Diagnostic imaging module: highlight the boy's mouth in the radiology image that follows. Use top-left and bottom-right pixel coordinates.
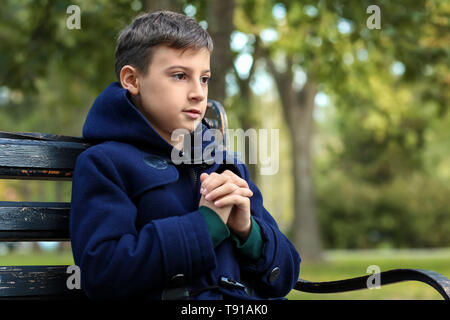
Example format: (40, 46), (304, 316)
(183, 108), (202, 119)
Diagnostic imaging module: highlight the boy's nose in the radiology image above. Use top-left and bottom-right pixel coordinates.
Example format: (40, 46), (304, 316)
(188, 81), (206, 102)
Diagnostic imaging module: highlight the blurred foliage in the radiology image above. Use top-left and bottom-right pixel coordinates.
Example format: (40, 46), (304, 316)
(0, 0), (137, 135)
(0, 0), (448, 250)
(317, 170), (450, 249)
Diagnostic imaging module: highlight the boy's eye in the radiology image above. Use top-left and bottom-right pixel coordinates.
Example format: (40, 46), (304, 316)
(172, 73), (210, 84)
(201, 76), (210, 84)
(173, 73), (187, 80)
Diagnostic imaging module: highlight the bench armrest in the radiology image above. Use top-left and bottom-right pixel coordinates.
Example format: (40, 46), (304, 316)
(295, 268), (450, 300)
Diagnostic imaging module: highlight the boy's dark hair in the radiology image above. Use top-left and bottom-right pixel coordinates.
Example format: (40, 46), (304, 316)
(115, 11), (214, 81)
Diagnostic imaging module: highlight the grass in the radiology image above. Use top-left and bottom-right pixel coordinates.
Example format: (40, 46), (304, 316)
(1, 246), (449, 300)
(0, 249), (75, 266)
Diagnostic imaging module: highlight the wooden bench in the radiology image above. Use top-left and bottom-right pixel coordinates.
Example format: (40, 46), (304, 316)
(0, 100), (449, 300)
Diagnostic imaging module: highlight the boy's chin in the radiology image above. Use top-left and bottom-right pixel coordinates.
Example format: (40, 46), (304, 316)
(171, 118), (203, 137)
(188, 118), (203, 132)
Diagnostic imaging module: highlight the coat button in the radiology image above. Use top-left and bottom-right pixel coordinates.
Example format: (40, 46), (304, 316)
(143, 155), (168, 170)
(169, 274), (186, 287)
(269, 267), (281, 283)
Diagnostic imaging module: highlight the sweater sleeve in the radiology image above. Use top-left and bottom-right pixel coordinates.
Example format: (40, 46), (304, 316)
(199, 206), (229, 247)
(199, 205), (263, 262)
(231, 216), (263, 261)
(70, 148), (217, 299)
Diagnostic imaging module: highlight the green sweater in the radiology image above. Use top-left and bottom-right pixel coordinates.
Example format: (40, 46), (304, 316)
(199, 206), (263, 261)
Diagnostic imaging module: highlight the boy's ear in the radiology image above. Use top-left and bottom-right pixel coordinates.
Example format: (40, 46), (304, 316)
(120, 65), (140, 95)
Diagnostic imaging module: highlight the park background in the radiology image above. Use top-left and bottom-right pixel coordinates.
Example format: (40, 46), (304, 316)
(0, 0), (449, 299)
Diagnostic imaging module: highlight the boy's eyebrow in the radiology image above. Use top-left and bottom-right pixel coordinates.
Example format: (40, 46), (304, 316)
(165, 65), (211, 73)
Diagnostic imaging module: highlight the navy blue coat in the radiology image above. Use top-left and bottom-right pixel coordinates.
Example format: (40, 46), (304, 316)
(70, 82), (301, 300)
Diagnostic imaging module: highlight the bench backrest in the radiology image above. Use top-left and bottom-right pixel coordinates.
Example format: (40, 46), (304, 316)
(0, 100), (228, 299)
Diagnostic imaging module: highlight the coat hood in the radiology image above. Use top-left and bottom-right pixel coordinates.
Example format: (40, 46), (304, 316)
(83, 82), (222, 164)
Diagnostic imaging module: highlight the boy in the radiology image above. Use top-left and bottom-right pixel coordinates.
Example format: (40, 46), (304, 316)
(70, 10), (300, 300)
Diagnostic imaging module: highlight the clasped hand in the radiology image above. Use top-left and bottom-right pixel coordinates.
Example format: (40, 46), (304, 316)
(198, 170), (253, 242)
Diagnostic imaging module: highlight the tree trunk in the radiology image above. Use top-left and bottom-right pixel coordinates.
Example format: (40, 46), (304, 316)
(289, 80), (323, 261)
(206, 0), (235, 103)
(264, 52), (323, 260)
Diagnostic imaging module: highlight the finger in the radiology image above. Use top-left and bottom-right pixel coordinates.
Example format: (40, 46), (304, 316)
(200, 173), (209, 183)
(201, 172), (227, 194)
(202, 170), (248, 192)
(201, 170), (249, 195)
(205, 182), (250, 201)
(233, 187), (253, 198)
(214, 194), (250, 208)
(205, 184), (252, 201)
(221, 170), (249, 189)
(199, 173), (210, 194)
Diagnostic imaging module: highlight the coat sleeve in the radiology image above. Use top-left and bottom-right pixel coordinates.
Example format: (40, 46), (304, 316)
(239, 164), (301, 298)
(70, 148), (217, 299)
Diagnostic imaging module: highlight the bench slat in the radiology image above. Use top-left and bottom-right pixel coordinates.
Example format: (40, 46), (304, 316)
(0, 265), (86, 299)
(0, 202), (70, 241)
(0, 167), (75, 180)
(0, 132), (86, 143)
(0, 138), (89, 180)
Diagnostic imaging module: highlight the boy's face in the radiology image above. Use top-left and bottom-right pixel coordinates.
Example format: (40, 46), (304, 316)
(125, 45), (211, 148)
